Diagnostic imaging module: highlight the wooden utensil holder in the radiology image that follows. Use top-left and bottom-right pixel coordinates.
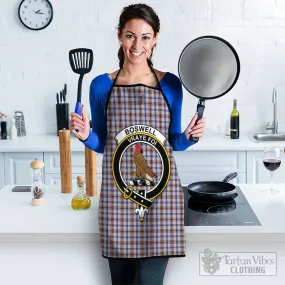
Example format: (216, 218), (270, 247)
(85, 146), (97, 196)
(59, 130), (72, 193)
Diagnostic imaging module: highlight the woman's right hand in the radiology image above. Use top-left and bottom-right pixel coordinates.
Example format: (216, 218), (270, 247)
(70, 105), (90, 141)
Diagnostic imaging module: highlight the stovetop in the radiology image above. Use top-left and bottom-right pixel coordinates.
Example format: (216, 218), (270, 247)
(183, 186), (261, 226)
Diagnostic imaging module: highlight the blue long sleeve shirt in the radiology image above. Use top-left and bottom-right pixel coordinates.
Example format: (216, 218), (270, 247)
(82, 72), (196, 153)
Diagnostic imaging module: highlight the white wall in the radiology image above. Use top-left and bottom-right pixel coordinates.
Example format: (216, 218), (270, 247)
(1, 0), (285, 136)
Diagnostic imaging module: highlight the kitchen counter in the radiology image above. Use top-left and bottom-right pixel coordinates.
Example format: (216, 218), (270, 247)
(0, 131), (285, 152)
(0, 184), (99, 238)
(1, 183), (285, 242)
(1, 184), (285, 285)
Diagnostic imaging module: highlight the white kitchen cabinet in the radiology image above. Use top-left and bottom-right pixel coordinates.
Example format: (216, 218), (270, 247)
(0, 150), (247, 187)
(0, 153), (4, 189)
(43, 151), (102, 186)
(173, 150), (246, 184)
(45, 173), (102, 186)
(4, 152), (44, 185)
(44, 173), (102, 198)
(44, 152), (102, 175)
(182, 172), (246, 185)
(44, 151), (246, 186)
(44, 173), (83, 186)
(247, 151), (285, 183)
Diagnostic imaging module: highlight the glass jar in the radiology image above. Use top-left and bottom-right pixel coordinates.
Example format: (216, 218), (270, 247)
(30, 159), (45, 206)
(71, 176), (91, 210)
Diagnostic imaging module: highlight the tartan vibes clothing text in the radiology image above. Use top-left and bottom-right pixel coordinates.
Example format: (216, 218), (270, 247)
(99, 68), (186, 259)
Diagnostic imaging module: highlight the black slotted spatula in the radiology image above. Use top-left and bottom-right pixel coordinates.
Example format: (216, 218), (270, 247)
(69, 48), (93, 119)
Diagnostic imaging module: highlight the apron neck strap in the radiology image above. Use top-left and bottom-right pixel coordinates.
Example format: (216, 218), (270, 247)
(112, 68), (121, 86)
(112, 65), (161, 89)
(149, 65), (162, 90)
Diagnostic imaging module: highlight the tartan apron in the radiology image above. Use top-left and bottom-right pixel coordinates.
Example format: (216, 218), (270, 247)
(99, 68), (186, 259)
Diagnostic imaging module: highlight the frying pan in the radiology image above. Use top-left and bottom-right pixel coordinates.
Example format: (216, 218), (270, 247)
(187, 172), (238, 203)
(178, 35), (240, 143)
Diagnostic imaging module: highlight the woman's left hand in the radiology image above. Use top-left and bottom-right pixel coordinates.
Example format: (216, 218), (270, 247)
(185, 112), (206, 140)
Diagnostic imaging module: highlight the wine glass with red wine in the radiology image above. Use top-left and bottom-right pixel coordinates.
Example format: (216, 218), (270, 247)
(263, 146), (281, 194)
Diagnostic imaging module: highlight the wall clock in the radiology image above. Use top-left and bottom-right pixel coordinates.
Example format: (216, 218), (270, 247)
(18, 0), (53, 31)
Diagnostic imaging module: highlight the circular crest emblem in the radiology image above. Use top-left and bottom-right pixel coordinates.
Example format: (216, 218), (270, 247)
(112, 125), (170, 221)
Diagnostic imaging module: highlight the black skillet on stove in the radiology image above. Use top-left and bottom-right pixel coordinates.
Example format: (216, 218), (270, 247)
(187, 172), (238, 203)
(178, 35), (240, 143)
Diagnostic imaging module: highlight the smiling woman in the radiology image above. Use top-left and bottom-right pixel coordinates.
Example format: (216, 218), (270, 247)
(120, 22), (154, 62)
(117, 5), (159, 69)
(69, 3), (205, 285)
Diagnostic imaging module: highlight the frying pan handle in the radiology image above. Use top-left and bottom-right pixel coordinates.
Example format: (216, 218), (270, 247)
(223, 172), (238, 183)
(189, 99), (205, 143)
(233, 193), (238, 199)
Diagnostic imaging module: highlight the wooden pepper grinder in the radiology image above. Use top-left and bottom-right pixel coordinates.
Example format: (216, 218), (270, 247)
(59, 129), (72, 193)
(85, 118), (97, 196)
(85, 146), (97, 196)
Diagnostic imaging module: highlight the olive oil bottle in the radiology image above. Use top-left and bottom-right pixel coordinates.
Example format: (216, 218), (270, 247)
(71, 176), (91, 210)
(230, 99), (239, 139)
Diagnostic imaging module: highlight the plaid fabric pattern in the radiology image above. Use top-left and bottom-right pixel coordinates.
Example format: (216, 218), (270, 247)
(99, 84), (185, 258)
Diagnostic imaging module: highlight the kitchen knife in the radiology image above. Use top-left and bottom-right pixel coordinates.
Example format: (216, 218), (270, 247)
(56, 93), (59, 104)
(60, 91), (63, 104)
(62, 89), (66, 103)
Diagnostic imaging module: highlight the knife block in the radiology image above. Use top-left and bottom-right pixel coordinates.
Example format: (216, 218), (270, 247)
(59, 130), (72, 193)
(56, 103), (69, 136)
